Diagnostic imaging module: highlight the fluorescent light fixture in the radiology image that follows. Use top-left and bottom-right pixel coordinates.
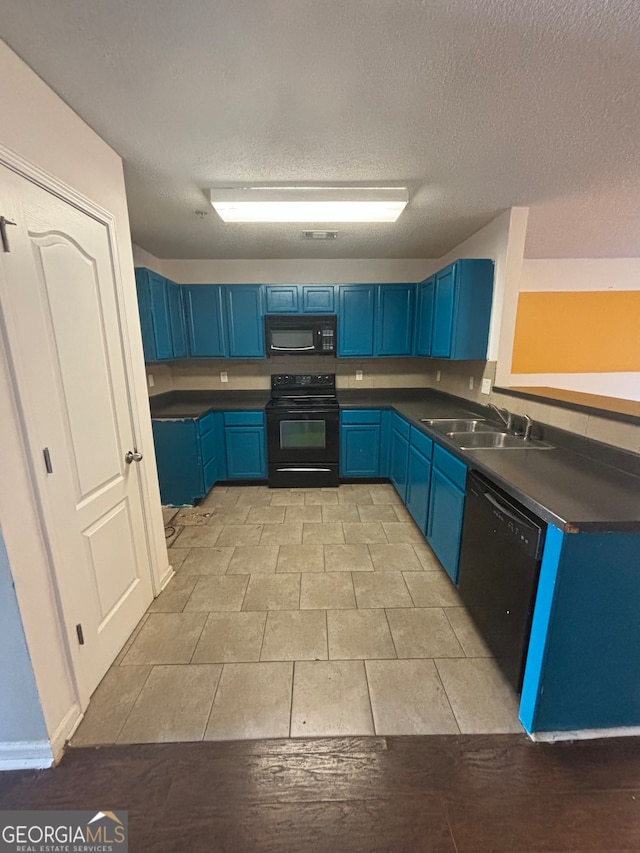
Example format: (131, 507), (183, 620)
(209, 187), (408, 223)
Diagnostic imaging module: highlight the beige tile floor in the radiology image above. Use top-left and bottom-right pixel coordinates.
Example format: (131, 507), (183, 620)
(72, 484), (523, 746)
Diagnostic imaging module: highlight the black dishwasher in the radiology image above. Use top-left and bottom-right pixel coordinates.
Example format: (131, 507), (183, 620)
(457, 470), (547, 693)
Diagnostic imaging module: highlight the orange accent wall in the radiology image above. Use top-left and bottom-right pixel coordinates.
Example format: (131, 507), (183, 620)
(511, 291), (640, 373)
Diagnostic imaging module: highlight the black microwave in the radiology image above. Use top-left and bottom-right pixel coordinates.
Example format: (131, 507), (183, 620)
(265, 314), (337, 357)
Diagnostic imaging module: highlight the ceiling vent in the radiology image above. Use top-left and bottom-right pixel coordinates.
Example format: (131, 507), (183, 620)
(302, 230), (338, 240)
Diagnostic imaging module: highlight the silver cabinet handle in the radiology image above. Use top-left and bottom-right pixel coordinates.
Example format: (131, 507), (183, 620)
(125, 450), (143, 464)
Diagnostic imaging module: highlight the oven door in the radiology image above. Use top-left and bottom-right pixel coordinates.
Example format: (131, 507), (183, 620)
(266, 407), (339, 487)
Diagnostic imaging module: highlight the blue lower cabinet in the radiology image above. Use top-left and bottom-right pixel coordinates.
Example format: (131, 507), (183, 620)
(426, 445), (468, 583)
(406, 442), (432, 533)
(389, 414), (410, 501)
(224, 411), (267, 479)
(152, 411), (223, 505)
(340, 410), (382, 477)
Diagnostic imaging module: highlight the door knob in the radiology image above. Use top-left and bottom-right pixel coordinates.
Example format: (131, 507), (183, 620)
(125, 449), (143, 464)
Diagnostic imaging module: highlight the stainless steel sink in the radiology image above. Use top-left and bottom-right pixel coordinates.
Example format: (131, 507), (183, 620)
(420, 418), (494, 433)
(447, 431), (553, 450)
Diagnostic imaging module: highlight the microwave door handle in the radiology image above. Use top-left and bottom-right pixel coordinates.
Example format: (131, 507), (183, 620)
(270, 344), (316, 351)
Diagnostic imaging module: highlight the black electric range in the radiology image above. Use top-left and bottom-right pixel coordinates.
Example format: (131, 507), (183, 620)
(265, 374), (339, 488)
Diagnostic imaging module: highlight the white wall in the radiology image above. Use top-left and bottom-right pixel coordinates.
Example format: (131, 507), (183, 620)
(159, 257), (432, 284)
(510, 258), (640, 401)
(0, 39), (168, 759)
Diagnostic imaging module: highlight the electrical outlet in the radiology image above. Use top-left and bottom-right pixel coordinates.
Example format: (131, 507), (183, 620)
(220, 371), (228, 383)
(436, 370), (441, 382)
(481, 378), (492, 395)
(147, 374), (154, 388)
(468, 376), (474, 390)
(355, 370), (363, 381)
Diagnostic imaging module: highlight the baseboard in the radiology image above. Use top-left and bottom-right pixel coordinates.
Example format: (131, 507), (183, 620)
(531, 725), (640, 742)
(159, 565), (175, 591)
(0, 740), (53, 771)
(49, 702), (82, 762)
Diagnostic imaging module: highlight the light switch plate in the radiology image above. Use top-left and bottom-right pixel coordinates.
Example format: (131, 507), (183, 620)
(220, 371), (228, 383)
(481, 378), (492, 395)
(147, 374), (154, 388)
(436, 370), (441, 382)
(468, 376), (474, 390)
(355, 370), (363, 381)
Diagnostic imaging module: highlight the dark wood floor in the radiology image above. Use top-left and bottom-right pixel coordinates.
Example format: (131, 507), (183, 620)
(1, 735), (640, 852)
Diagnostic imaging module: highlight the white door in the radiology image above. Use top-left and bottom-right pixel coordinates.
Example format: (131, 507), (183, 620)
(0, 163), (153, 708)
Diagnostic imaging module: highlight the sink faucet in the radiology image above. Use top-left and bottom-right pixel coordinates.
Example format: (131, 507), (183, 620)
(523, 415), (533, 441)
(487, 404), (513, 432)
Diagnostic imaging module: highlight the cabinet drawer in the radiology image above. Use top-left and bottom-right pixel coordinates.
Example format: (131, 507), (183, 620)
(200, 428), (218, 465)
(391, 412), (411, 441)
(341, 409), (381, 425)
(198, 410), (216, 436)
(410, 426), (433, 460)
(223, 410), (265, 427)
(433, 443), (467, 490)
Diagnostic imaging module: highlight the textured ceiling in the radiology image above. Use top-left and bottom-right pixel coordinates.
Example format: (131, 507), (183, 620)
(1, 0), (640, 259)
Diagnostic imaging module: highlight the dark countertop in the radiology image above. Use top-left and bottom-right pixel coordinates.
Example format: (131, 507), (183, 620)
(150, 387), (640, 533)
(149, 390), (271, 418)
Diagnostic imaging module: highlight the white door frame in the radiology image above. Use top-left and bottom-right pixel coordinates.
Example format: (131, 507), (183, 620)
(0, 143), (166, 753)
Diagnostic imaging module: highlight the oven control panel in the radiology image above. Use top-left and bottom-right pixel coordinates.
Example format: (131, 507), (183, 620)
(271, 373), (335, 389)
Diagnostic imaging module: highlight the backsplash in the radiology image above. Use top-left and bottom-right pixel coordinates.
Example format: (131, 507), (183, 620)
(166, 357), (432, 392)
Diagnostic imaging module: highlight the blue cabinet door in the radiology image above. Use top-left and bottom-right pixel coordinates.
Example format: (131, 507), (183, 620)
(449, 259), (494, 360)
(134, 268), (156, 362)
(167, 282), (187, 358)
(340, 424), (381, 477)
(200, 410), (223, 493)
(152, 419), (203, 506)
(389, 416), (410, 501)
(135, 269), (173, 362)
(225, 425), (267, 479)
(338, 285), (375, 357)
(265, 285), (299, 313)
(376, 284), (414, 356)
(302, 285), (335, 313)
(431, 265), (456, 357)
(426, 464), (466, 583)
(414, 277), (435, 356)
(406, 443), (432, 533)
(184, 285), (226, 357)
(224, 285), (265, 358)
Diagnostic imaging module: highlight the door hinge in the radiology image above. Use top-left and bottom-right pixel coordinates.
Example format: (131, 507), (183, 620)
(43, 447), (53, 474)
(0, 215), (17, 253)
(76, 623), (85, 646)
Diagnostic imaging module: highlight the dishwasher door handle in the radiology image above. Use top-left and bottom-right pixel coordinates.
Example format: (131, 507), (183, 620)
(484, 491), (531, 527)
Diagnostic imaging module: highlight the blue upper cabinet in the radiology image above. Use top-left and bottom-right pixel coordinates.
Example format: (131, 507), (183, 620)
(414, 277), (435, 356)
(265, 284), (335, 314)
(376, 284), (414, 356)
(338, 285), (375, 357)
(167, 281), (188, 358)
(265, 285), (299, 313)
(184, 285), (226, 357)
(135, 268), (173, 362)
(430, 259), (494, 360)
(224, 285), (265, 358)
(431, 266), (456, 357)
(302, 285), (334, 313)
